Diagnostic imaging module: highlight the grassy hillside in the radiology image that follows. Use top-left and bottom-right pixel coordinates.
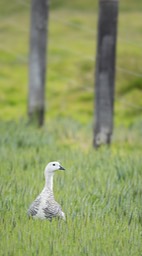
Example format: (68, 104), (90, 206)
(0, 2), (142, 126)
(0, 0), (142, 13)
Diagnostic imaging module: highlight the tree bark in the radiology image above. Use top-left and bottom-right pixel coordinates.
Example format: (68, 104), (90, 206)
(28, 0), (49, 126)
(93, 0), (119, 148)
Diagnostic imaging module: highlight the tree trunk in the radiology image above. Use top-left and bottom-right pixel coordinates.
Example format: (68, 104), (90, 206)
(93, 0), (119, 148)
(28, 0), (49, 126)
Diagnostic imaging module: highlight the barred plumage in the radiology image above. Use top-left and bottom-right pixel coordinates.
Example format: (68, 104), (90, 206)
(27, 162), (65, 221)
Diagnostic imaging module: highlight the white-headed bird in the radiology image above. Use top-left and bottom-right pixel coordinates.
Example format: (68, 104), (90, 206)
(27, 161), (65, 221)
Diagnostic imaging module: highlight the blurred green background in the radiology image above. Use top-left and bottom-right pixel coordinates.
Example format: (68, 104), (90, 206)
(0, 0), (142, 127)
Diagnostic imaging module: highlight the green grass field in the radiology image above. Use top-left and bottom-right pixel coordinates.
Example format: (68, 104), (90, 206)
(0, 121), (142, 255)
(0, 0), (142, 255)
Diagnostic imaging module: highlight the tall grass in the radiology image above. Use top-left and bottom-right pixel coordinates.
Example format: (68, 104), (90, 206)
(0, 120), (142, 255)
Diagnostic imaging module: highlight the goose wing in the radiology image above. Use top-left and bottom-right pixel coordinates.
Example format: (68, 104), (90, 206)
(43, 198), (62, 219)
(27, 194), (41, 217)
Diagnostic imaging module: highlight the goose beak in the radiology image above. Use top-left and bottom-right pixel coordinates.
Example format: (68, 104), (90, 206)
(59, 165), (65, 170)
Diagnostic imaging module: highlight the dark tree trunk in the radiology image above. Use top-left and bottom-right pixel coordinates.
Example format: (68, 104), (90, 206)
(28, 0), (49, 126)
(93, 0), (119, 148)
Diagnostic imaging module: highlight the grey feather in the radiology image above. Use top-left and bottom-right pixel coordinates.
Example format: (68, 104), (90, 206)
(27, 188), (64, 220)
(27, 196), (41, 217)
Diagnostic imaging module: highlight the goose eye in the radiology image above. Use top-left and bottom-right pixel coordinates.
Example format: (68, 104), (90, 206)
(53, 164), (55, 166)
